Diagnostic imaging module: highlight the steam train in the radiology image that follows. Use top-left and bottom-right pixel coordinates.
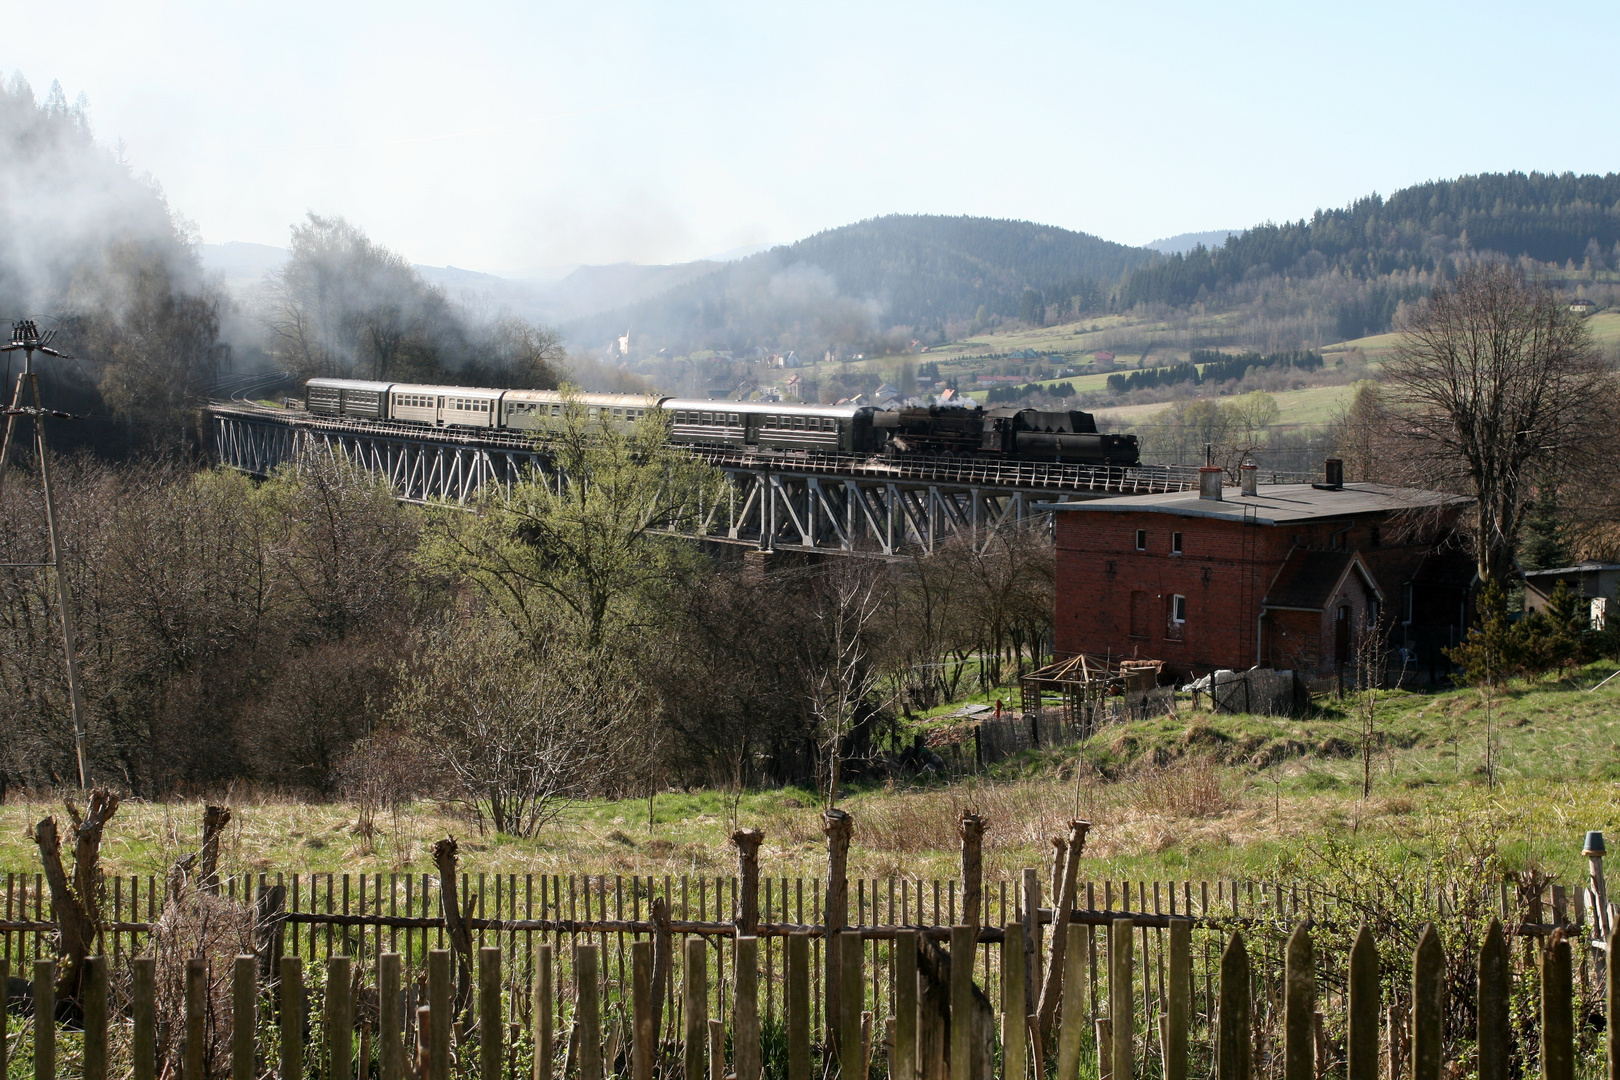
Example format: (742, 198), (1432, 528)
(303, 378), (1140, 466)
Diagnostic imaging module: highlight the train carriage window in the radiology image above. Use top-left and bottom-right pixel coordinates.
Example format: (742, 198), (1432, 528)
(730, 414), (739, 425)
(612, 408), (623, 420)
(551, 405), (561, 416)
(766, 416), (777, 429)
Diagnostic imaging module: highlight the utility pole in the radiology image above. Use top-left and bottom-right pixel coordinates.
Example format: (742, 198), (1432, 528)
(0, 320), (90, 788)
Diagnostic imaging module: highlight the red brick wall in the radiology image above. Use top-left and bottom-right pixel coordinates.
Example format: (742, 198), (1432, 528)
(1054, 508), (1401, 678)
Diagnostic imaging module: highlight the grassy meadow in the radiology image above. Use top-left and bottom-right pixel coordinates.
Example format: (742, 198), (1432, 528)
(13, 664), (1620, 900)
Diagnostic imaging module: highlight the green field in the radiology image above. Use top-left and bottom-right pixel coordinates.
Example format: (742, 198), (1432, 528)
(13, 666), (1620, 897)
(1092, 382), (1357, 429)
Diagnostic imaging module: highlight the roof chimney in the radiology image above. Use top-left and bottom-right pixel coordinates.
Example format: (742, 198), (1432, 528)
(1322, 458), (1344, 490)
(1240, 459), (1258, 497)
(1199, 465), (1224, 501)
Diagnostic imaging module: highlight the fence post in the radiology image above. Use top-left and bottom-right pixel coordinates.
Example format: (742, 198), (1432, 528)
(1477, 920), (1508, 1080)
(1023, 869), (1042, 1016)
(632, 941), (655, 1080)
(480, 947), (503, 1080)
(185, 958), (208, 1080)
(578, 944), (603, 1080)
(895, 930), (918, 1080)
(232, 956), (255, 1080)
(533, 944), (553, 1080)
(684, 936), (708, 1080)
(1004, 922), (1028, 1080)
(1057, 925), (1086, 1080)
(81, 955), (107, 1080)
(1542, 934), (1573, 1080)
(1218, 932), (1250, 1080)
(788, 933), (811, 1080)
(330, 955), (354, 1080)
(380, 953), (403, 1080)
(429, 949), (452, 1080)
(280, 955), (303, 1080)
(959, 813), (985, 933)
(1410, 926), (1443, 1080)
(1094, 1019), (1113, 1080)
(708, 1019), (725, 1080)
(1348, 925), (1380, 1080)
(1609, 914), (1620, 1080)
(1165, 918), (1190, 1080)
(950, 925), (976, 1080)
(824, 809), (853, 1054)
(1284, 924), (1315, 1080)
(1109, 919), (1134, 1080)
(1040, 821), (1091, 1049)
(34, 958), (54, 1080)
(733, 830), (763, 935)
(735, 936), (761, 1080)
(841, 929), (866, 1080)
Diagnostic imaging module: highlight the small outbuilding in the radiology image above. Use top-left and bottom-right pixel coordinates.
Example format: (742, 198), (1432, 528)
(1522, 562), (1620, 630)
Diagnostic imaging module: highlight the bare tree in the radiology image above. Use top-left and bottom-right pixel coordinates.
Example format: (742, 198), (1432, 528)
(1384, 263), (1617, 586)
(804, 560), (891, 809)
(391, 615), (634, 837)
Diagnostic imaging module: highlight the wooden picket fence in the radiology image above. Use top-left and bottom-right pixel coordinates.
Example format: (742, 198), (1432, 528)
(0, 910), (1607, 1080)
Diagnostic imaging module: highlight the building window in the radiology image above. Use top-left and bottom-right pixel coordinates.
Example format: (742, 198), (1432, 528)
(1172, 595), (1187, 623)
(1171, 532), (1183, 554)
(1135, 529), (1146, 551)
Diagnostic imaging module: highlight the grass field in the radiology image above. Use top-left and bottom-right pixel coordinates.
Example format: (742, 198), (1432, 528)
(1091, 382), (1356, 429)
(11, 665), (1620, 899)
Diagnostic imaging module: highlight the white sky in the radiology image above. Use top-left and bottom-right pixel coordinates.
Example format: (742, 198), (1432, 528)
(5, 0), (1616, 276)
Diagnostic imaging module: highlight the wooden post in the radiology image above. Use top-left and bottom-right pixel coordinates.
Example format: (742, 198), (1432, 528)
(824, 809), (854, 1054)
(1609, 915), (1620, 1080)
(279, 956), (302, 1080)
(1004, 923), (1028, 1080)
(1038, 821), (1091, 1050)
(787, 933), (811, 1080)
(1164, 919), (1190, 1080)
(1387, 1007), (1406, 1080)
(1094, 1019), (1113, 1080)
(894, 930), (918, 1080)
(232, 956), (255, 1080)
(83, 956), (107, 1080)
(33, 959), (53, 1080)
(1109, 919), (1134, 1080)
(1475, 920), (1508, 1080)
(1057, 926), (1086, 1080)
(480, 948), (503, 1080)
(329, 955), (354, 1080)
(416, 1006), (432, 1080)
(1348, 925), (1380, 1080)
(1217, 932), (1251, 1080)
(841, 930), (866, 1080)
(429, 949), (452, 1080)
(685, 936), (708, 1080)
(578, 945), (603, 1080)
(708, 1019), (725, 1080)
(959, 813), (985, 933)
(185, 958), (206, 1080)
(0, 958), (8, 1080)
(1542, 935), (1573, 1080)
(533, 945), (553, 1080)
(949, 926), (976, 1080)
(1314, 1013), (1328, 1080)
(1023, 869), (1042, 1017)
(380, 953), (403, 1080)
(632, 941), (655, 1080)
(735, 936), (761, 1080)
(733, 830), (764, 935)
(1410, 926), (1443, 1080)
(1284, 924), (1315, 1080)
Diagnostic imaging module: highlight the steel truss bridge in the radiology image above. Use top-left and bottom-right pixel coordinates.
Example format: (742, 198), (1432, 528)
(209, 404), (1202, 556)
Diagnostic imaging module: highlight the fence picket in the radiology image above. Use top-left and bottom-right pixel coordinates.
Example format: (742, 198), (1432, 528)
(1349, 925), (1380, 1080)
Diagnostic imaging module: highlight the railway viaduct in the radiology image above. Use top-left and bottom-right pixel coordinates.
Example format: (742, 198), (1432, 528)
(208, 403), (1203, 556)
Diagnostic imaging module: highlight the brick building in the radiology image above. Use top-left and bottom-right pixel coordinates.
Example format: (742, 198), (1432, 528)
(1048, 462), (1474, 681)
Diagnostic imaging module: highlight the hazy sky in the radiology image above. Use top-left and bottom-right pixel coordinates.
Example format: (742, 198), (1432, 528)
(5, 1), (1615, 277)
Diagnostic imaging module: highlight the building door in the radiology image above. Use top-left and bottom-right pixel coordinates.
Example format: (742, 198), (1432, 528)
(1335, 605), (1351, 666)
(1130, 591), (1149, 639)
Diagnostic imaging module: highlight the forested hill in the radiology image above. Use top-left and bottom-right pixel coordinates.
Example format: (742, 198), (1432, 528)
(566, 215), (1157, 353)
(1123, 172), (1620, 307)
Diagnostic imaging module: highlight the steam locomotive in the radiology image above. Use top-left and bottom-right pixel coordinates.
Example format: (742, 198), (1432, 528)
(303, 378), (1140, 466)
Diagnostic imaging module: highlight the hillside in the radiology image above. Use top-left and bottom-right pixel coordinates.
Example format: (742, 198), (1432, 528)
(564, 214), (1160, 354)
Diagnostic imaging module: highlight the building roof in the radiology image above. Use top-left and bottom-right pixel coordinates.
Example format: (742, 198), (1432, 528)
(1040, 482), (1471, 524)
(1262, 549), (1383, 611)
(1522, 562), (1620, 578)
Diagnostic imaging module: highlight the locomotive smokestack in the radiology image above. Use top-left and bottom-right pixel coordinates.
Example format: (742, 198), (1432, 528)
(1240, 459), (1258, 496)
(1199, 465), (1224, 501)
